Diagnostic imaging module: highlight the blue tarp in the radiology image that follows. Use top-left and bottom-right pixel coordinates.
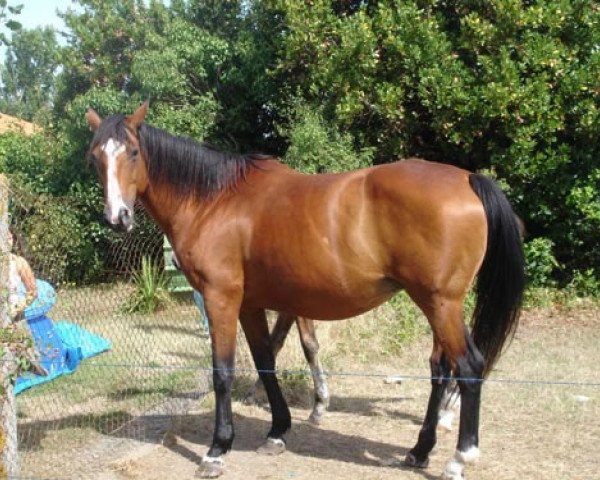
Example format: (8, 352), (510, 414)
(13, 280), (111, 395)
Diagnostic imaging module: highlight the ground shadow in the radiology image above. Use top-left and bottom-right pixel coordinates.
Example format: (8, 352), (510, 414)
(327, 394), (423, 424)
(116, 410), (438, 479)
(18, 403), (435, 478)
(18, 411), (134, 451)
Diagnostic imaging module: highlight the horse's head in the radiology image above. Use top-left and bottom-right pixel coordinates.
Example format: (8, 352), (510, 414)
(85, 102), (149, 233)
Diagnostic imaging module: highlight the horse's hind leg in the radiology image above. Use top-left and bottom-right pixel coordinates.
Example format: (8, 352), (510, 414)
(240, 308), (292, 455)
(438, 380), (460, 432)
(405, 342), (451, 468)
(252, 314), (329, 424)
(405, 295), (484, 479)
(444, 334), (484, 480)
(296, 316), (329, 424)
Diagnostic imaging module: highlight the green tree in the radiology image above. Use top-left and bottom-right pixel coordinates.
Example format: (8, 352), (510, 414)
(0, 0), (22, 46)
(0, 27), (60, 122)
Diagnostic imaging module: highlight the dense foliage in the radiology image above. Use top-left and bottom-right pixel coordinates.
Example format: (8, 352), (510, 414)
(0, 0), (598, 292)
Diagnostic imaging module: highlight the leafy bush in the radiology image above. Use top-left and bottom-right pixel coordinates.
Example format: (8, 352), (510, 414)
(524, 237), (559, 288)
(0, 133), (53, 193)
(3, 1), (598, 291)
(567, 269), (600, 298)
(274, 0), (600, 286)
(283, 103), (373, 173)
(18, 194), (103, 285)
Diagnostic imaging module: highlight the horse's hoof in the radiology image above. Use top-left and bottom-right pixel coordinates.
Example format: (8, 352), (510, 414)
(442, 460), (465, 480)
(403, 452), (429, 469)
(196, 457), (224, 478)
(308, 411), (323, 425)
(257, 437), (286, 455)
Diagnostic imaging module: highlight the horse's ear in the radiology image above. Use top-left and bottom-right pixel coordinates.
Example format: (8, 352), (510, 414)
(85, 108), (102, 132)
(126, 101), (149, 131)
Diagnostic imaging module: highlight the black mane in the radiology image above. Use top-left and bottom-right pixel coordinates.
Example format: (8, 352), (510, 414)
(89, 114), (269, 199)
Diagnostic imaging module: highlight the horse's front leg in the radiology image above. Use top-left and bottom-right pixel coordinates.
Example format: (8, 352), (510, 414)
(240, 308), (291, 455)
(197, 288), (241, 479)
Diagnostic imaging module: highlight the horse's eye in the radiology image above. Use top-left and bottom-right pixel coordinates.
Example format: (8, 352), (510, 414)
(130, 148), (139, 158)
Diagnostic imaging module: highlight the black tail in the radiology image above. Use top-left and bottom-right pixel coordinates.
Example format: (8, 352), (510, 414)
(469, 174), (525, 377)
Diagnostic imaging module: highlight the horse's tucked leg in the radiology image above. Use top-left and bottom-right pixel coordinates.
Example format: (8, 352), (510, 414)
(443, 335), (484, 480)
(295, 317), (329, 424)
(405, 343), (451, 469)
(240, 308), (291, 455)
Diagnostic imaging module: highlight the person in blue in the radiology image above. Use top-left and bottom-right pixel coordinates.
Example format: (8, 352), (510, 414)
(6, 229), (50, 377)
(193, 289), (210, 334)
(6, 230), (37, 320)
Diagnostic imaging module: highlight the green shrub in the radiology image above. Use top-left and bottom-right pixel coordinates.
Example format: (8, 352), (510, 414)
(524, 237), (560, 288)
(274, 0), (600, 286)
(122, 256), (170, 314)
(567, 269), (600, 298)
(0, 132), (53, 193)
(282, 103), (373, 174)
(18, 195), (103, 285)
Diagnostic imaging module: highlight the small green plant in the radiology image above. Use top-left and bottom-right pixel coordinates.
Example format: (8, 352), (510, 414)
(122, 256), (170, 314)
(524, 237), (560, 288)
(567, 269), (600, 298)
(384, 292), (429, 355)
(0, 323), (38, 396)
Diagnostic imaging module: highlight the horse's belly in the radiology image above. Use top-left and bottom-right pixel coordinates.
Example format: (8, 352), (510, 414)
(245, 273), (399, 320)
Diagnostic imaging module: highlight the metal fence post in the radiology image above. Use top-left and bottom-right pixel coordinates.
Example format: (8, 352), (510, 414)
(0, 174), (18, 479)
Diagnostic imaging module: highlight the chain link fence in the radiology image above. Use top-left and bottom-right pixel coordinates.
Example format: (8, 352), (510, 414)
(0, 177), (254, 479)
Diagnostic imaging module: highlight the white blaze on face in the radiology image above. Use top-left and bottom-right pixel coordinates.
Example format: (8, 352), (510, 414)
(102, 138), (128, 225)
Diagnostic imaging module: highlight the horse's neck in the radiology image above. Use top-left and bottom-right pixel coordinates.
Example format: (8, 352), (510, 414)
(139, 183), (185, 237)
(140, 180), (211, 244)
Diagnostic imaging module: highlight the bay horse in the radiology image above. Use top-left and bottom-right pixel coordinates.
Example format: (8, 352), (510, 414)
(85, 103), (524, 480)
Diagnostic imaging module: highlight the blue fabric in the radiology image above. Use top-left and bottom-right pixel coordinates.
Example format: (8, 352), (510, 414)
(19, 279), (56, 320)
(54, 322), (111, 361)
(15, 320), (111, 395)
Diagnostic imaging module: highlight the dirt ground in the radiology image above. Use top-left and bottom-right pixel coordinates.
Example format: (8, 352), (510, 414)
(23, 306), (600, 480)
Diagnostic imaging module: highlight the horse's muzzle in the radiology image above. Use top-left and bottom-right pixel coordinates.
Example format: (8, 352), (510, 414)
(118, 207), (133, 232)
(103, 207), (133, 233)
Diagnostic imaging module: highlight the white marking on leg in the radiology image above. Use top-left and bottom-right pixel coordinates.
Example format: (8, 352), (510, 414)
(439, 388), (460, 432)
(438, 408), (455, 432)
(457, 446), (480, 464)
(101, 139), (128, 224)
(201, 455), (224, 465)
